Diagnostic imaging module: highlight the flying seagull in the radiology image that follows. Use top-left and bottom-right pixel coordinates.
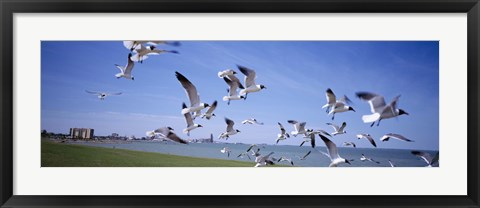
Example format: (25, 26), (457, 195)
(360, 154), (381, 164)
(242, 118), (264, 125)
(343, 142), (356, 148)
(182, 103), (203, 136)
(220, 147), (231, 157)
(411, 151), (439, 167)
(85, 90), (122, 100)
(326, 122), (347, 136)
(114, 53), (135, 80)
(299, 133), (316, 148)
(218, 117), (241, 139)
(276, 122), (290, 144)
(237, 152), (252, 160)
(130, 44), (178, 63)
(201, 100), (218, 120)
(380, 133), (414, 142)
(318, 134), (352, 167)
(237, 65), (266, 100)
(277, 157), (294, 166)
(175, 71), (209, 118)
(296, 150), (312, 160)
(222, 76), (245, 105)
(356, 92), (409, 127)
(123, 40), (180, 51)
(356, 133), (377, 148)
(288, 120), (307, 137)
(254, 152), (275, 167)
(322, 88), (353, 113)
(218, 69), (236, 78)
(145, 127), (187, 144)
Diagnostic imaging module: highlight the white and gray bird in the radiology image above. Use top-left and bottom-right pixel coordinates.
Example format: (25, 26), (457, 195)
(123, 40), (180, 51)
(130, 44), (178, 63)
(218, 69), (236, 78)
(114, 53), (135, 80)
(380, 133), (414, 142)
(276, 122), (290, 144)
(145, 127), (188, 144)
(85, 90), (122, 100)
(343, 142), (356, 148)
(182, 103), (203, 136)
(318, 134), (352, 167)
(277, 157), (294, 166)
(222, 76), (245, 105)
(322, 88), (353, 112)
(254, 152), (275, 167)
(356, 92), (409, 127)
(411, 151), (439, 167)
(288, 120), (307, 137)
(326, 122), (347, 136)
(218, 117), (241, 139)
(360, 154), (381, 164)
(175, 71), (210, 118)
(299, 133), (316, 148)
(201, 100), (217, 120)
(242, 118), (264, 125)
(237, 65), (266, 100)
(356, 133), (377, 148)
(220, 147), (231, 157)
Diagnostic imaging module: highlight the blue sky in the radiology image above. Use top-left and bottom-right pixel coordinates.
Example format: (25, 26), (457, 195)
(41, 41), (439, 150)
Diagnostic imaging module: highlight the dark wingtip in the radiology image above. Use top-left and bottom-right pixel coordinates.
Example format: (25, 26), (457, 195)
(182, 102), (187, 109)
(326, 88), (333, 93)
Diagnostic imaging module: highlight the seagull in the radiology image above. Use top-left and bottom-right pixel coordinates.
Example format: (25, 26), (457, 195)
(237, 152), (251, 160)
(343, 142), (356, 148)
(254, 152), (275, 167)
(360, 154), (381, 164)
(288, 120), (307, 137)
(220, 147), (231, 157)
(201, 100), (217, 120)
(356, 92), (409, 127)
(145, 127), (187, 144)
(242, 118), (264, 125)
(85, 90), (122, 100)
(222, 76), (245, 105)
(318, 134), (352, 167)
(175, 71), (210, 118)
(130, 44), (178, 63)
(388, 160), (396, 167)
(218, 69), (236, 78)
(182, 103), (202, 136)
(114, 53), (135, 80)
(299, 133), (316, 148)
(322, 88), (352, 113)
(237, 65), (266, 100)
(326, 122), (347, 136)
(123, 40), (180, 51)
(380, 133), (414, 142)
(276, 122), (290, 144)
(296, 150), (312, 160)
(305, 129), (332, 137)
(246, 144), (259, 153)
(356, 133), (377, 148)
(411, 151), (439, 167)
(328, 101), (355, 120)
(218, 117), (240, 139)
(277, 157), (294, 166)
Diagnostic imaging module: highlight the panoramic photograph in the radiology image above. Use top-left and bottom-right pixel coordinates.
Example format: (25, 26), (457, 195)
(41, 41), (439, 167)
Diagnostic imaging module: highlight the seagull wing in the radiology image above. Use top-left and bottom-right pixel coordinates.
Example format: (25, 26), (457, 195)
(182, 103), (194, 126)
(223, 77), (240, 96)
(175, 71), (200, 106)
(302, 150), (311, 159)
(319, 134), (340, 160)
(326, 123), (340, 131)
(338, 122), (347, 132)
(382, 133), (414, 142)
(124, 54), (135, 75)
(278, 122), (286, 134)
(85, 90), (101, 95)
(325, 88), (337, 105)
(106, 92), (122, 96)
(299, 122), (307, 132)
(411, 151), (433, 165)
(288, 120), (300, 132)
(238, 65), (256, 88)
(339, 95), (353, 105)
(225, 117), (235, 132)
(205, 100), (218, 115)
(365, 134), (377, 147)
(310, 133), (316, 148)
(166, 131), (188, 144)
(226, 74), (245, 89)
(356, 92), (386, 113)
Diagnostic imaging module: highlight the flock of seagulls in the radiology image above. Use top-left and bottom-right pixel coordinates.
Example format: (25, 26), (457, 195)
(86, 40), (438, 168)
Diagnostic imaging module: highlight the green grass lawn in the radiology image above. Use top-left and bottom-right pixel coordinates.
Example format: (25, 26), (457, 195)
(41, 141), (257, 167)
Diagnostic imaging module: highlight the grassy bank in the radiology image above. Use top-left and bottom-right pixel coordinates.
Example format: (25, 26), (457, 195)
(41, 141), (256, 167)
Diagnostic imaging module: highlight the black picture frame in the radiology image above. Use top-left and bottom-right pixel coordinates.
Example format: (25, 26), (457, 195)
(1, 0), (479, 207)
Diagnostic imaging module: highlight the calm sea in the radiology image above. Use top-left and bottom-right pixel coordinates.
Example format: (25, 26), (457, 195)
(72, 141), (437, 167)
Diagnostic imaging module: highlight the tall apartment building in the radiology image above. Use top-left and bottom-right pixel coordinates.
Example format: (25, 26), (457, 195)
(70, 128), (94, 139)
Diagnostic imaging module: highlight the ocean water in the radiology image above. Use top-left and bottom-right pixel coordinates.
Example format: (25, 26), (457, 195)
(72, 141), (437, 167)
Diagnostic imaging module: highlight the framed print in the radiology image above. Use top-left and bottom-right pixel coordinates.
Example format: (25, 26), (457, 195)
(1, 0), (479, 207)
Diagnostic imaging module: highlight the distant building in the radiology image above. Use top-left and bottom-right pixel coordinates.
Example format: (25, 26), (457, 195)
(70, 128), (94, 139)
